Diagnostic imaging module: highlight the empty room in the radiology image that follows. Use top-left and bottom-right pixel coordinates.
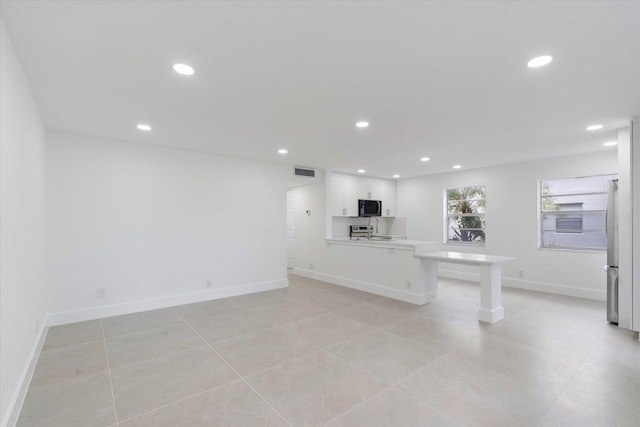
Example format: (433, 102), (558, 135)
(1, 1), (639, 426)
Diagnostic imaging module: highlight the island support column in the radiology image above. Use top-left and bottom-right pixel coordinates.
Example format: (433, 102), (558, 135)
(415, 251), (513, 323)
(478, 263), (504, 323)
(419, 258), (438, 301)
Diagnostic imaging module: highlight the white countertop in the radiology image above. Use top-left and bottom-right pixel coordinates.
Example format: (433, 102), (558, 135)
(416, 251), (514, 265)
(326, 238), (441, 252)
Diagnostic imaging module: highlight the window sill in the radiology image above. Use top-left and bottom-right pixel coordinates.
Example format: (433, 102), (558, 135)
(445, 241), (486, 247)
(537, 247), (606, 254)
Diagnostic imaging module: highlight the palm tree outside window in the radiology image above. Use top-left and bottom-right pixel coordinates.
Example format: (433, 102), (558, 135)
(446, 186), (486, 244)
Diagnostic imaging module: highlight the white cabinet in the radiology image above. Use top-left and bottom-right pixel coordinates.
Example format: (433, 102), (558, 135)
(379, 179), (396, 217)
(357, 177), (382, 200)
(328, 172), (396, 217)
(328, 173), (358, 216)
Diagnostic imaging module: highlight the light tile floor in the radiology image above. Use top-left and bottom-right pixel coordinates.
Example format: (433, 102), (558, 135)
(16, 275), (640, 426)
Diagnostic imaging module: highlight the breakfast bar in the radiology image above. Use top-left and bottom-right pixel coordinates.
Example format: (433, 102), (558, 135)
(416, 251), (515, 323)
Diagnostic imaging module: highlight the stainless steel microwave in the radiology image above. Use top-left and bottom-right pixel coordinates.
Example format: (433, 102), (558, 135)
(358, 199), (382, 217)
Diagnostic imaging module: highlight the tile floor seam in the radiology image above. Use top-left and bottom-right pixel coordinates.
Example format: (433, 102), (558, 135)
(531, 397), (590, 427)
(237, 346), (332, 382)
(391, 384), (470, 426)
(182, 317), (294, 427)
(323, 343), (392, 382)
(101, 318), (120, 427)
(39, 336), (106, 353)
(316, 332), (457, 425)
(201, 322), (319, 353)
(203, 324), (328, 379)
(103, 320), (189, 341)
(27, 342), (112, 393)
(321, 324), (467, 384)
(534, 356), (588, 425)
(321, 382), (393, 426)
(173, 304), (246, 323)
(114, 381), (233, 425)
(284, 317), (384, 350)
(104, 340), (213, 372)
(400, 344), (572, 427)
(102, 327), (255, 421)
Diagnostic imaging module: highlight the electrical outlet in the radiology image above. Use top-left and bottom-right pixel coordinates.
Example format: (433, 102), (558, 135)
(35, 321), (40, 335)
(405, 281), (411, 289)
(206, 280), (212, 288)
(518, 270), (524, 278)
(310, 263), (313, 270)
(96, 288), (106, 299)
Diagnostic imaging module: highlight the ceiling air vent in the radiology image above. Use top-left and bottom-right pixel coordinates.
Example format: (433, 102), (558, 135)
(294, 167), (315, 178)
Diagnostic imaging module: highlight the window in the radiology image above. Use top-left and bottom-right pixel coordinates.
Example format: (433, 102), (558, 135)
(555, 203), (583, 233)
(446, 186), (486, 244)
(539, 174), (617, 251)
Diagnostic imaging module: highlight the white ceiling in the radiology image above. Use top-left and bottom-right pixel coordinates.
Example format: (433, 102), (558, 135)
(2, 0), (639, 178)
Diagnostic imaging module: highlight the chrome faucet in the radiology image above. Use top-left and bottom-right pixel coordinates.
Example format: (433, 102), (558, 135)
(367, 216), (378, 239)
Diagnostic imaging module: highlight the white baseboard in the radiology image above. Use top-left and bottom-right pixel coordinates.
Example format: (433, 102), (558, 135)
(438, 269), (606, 301)
(2, 314), (48, 427)
(293, 268), (433, 305)
(46, 279), (289, 326)
(292, 267), (605, 303)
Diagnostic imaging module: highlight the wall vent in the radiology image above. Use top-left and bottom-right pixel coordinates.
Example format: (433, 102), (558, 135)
(294, 167), (315, 178)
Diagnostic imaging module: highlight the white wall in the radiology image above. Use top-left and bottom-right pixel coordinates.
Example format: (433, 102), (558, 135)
(398, 150), (618, 300)
(622, 117), (640, 333)
(618, 126), (633, 329)
(294, 150), (618, 302)
(292, 178), (327, 274)
(633, 117), (640, 332)
(46, 132), (290, 324)
(0, 20), (48, 427)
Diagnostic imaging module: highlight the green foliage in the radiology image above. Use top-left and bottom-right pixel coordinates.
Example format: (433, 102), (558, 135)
(541, 184), (559, 211)
(447, 186), (485, 243)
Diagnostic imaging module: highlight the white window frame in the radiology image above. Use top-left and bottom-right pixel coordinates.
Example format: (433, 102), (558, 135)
(444, 186), (486, 246)
(538, 174), (616, 252)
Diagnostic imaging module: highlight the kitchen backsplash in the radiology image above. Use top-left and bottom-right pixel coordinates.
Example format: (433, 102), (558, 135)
(331, 216), (407, 239)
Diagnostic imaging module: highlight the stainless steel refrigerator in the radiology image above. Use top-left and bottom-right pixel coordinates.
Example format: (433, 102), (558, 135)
(606, 179), (619, 323)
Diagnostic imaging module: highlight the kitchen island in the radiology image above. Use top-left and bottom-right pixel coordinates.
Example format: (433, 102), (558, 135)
(294, 238), (442, 304)
(294, 239), (513, 323)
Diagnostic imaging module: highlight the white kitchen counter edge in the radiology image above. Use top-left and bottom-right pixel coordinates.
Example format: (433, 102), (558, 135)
(326, 238), (442, 253)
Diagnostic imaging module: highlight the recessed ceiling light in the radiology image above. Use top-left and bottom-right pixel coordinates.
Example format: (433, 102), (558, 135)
(136, 123), (152, 131)
(527, 55), (553, 68)
(172, 63), (195, 75)
(278, 148), (288, 154)
(393, 174), (400, 178)
(603, 141), (618, 147)
(420, 157), (430, 162)
(357, 169), (366, 173)
(355, 121), (369, 128)
(453, 164), (462, 169)
(587, 124), (604, 131)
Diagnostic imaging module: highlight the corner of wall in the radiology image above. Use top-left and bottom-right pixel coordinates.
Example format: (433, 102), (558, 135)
(1, 314), (48, 427)
(0, 19), (48, 426)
